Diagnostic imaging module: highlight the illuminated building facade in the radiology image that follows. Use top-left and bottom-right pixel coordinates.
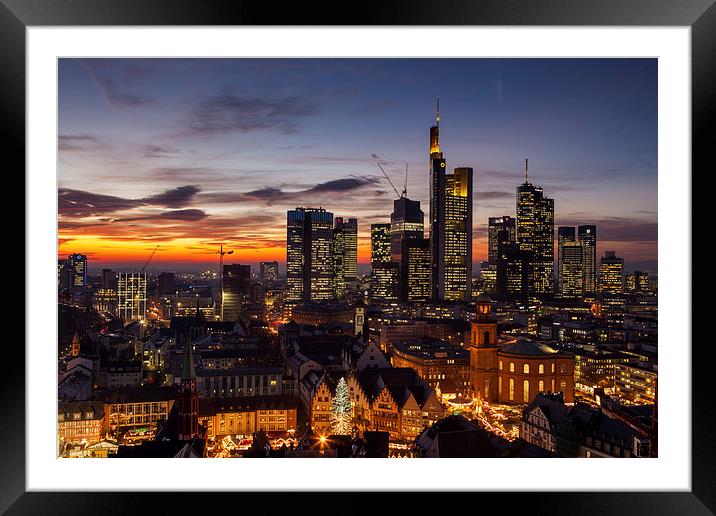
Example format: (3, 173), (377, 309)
(342, 217), (358, 281)
(469, 295), (575, 404)
(371, 223), (399, 303)
(58, 401), (104, 447)
(198, 396), (298, 439)
(390, 198), (430, 302)
(559, 239), (585, 297)
(222, 264), (250, 322)
(599, 250), (624, 294)
(371, 223), (391, 264)
(488, 216), (516, 264)
(57, 259), (72, 289)
(94, 288), (117, 313)
(259, 261), (279, 284)
(496, 242), (531, 302)
(428, 101), (473, 301)
(333, 219), (346, 298)
(625, 270), (654, 294)
(578, 225), (597, 293)
(614, 362), (657, 404)
(516, 161), (554, 297)
(117, 272), (147, 321)
(102, 386), (176, 441)
(402, 238), (431, 302)
(371, 262), (399, 304)
(390, 338), (470, 398)
(480, 261), (497, 295)
(286, 207), (335, 301)
(67, 253), (88, 289)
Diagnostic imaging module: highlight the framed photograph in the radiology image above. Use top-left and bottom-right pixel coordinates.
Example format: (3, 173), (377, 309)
(10, 0), (710, 512)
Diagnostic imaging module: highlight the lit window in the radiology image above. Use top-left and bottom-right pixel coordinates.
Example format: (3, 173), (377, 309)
(510, 362), (515, 373)
(523, 380), (530, 402)
(523, 364), (529, 374)
(509, 379), (514, 401)
(538, 364), (544, 374)
(499, 360), (503, 370)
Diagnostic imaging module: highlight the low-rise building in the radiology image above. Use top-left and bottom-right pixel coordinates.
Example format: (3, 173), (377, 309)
(521, 393), (649, 458)
(99, 385), (177, 441)
(614, 362), (657, 404)
(58, 401), (105, 449)
(199, 396), (298, 439)
(390, 338), (470, 399)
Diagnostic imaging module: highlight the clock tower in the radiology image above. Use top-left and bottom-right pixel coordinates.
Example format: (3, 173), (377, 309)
(470, 294), (499, 401)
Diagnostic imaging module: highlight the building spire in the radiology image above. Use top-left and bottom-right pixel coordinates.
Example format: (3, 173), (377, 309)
(436, 96), (440, 127)
(525, 158), (529, 182)
(182, 334), (196, 380)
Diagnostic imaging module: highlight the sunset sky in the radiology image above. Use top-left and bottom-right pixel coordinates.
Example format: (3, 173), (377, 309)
(58, 58), (657, 274)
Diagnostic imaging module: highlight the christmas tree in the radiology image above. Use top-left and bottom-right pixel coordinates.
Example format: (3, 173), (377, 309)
(330, 377), (353, 435)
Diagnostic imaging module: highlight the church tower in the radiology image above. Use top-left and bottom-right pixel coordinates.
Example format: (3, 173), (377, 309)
(469, 294), (499, 402)
(70, 331), (81, 357)
(178, 336), (199, 441)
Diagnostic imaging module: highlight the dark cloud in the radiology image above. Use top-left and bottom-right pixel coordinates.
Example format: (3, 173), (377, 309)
(79, 60), (155, 108)
(58, 185), (201, 217)
(143, 145), (184, 158)
(144, 185), (201, 208)
(115, 209), (208, 223)
(201, 175), (380, 206)
(58, 134), (109, 152)
(185, 94), (317, 135)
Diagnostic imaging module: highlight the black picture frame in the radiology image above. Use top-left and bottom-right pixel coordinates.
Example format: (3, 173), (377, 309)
(6, 0), (710, 513)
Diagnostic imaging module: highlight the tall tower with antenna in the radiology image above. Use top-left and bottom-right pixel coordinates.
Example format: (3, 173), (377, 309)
(428, 98), (473, 301)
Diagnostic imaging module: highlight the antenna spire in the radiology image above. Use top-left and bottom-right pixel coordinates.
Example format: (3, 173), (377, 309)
(436, 97), (440, 126)
(525, 158), (529, 182)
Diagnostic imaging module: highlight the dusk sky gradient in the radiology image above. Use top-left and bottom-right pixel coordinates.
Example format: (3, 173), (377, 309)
(58, 58), (657, 273)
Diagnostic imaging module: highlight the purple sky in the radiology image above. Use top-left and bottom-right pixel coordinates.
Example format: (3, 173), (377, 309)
(58, 58), (657, 273)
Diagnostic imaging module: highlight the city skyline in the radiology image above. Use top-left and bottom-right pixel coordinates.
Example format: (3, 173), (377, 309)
(58, 58), (657, 272)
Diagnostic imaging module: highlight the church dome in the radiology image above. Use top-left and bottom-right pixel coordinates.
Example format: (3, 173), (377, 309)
(500, 338), (558, 356)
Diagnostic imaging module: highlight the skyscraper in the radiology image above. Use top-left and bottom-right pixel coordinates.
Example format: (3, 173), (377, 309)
(488, 216), (516, 265)
(117, 272), (147, 321)
(428, 100), (473, 301)
(158, 272), (175, 297)
(343, 217), (358, 282)
(599, 251), (624, 294)
(402, 238), (431, 302)
(557, 227), (577, 295)
(391, 198), (430, 302)
(67, 253), (88, 289)
(57, 259), (72, 289)
(371, 223), (391, 264)
(516, 160), (554, 297)
(286, 207), (335, 301)
(560, 241), (585, 296)
(370, 223), (399, 304)
(259, 261), (279, 284)
(222, 264), (251, 322)
(496, 241), (531, 303)
(578, 225), (597, 294)
(333, 219), (346, 298)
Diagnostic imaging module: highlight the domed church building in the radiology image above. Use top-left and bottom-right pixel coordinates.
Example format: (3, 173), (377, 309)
(469, 295), (575, 405)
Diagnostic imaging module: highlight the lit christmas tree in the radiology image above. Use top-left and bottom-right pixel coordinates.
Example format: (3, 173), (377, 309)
(330, 377), (353, 435)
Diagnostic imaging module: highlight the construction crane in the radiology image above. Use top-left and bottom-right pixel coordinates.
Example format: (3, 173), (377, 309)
(217, 244), (233, 285)
(141, 245), (159, 273)
(375, 161), (408, 199)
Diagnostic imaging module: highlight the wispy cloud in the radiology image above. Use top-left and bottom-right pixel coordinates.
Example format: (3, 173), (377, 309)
(183, 94), (318, 135)
(58, 185), (201, 217)
(79, 60), (155, 108)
